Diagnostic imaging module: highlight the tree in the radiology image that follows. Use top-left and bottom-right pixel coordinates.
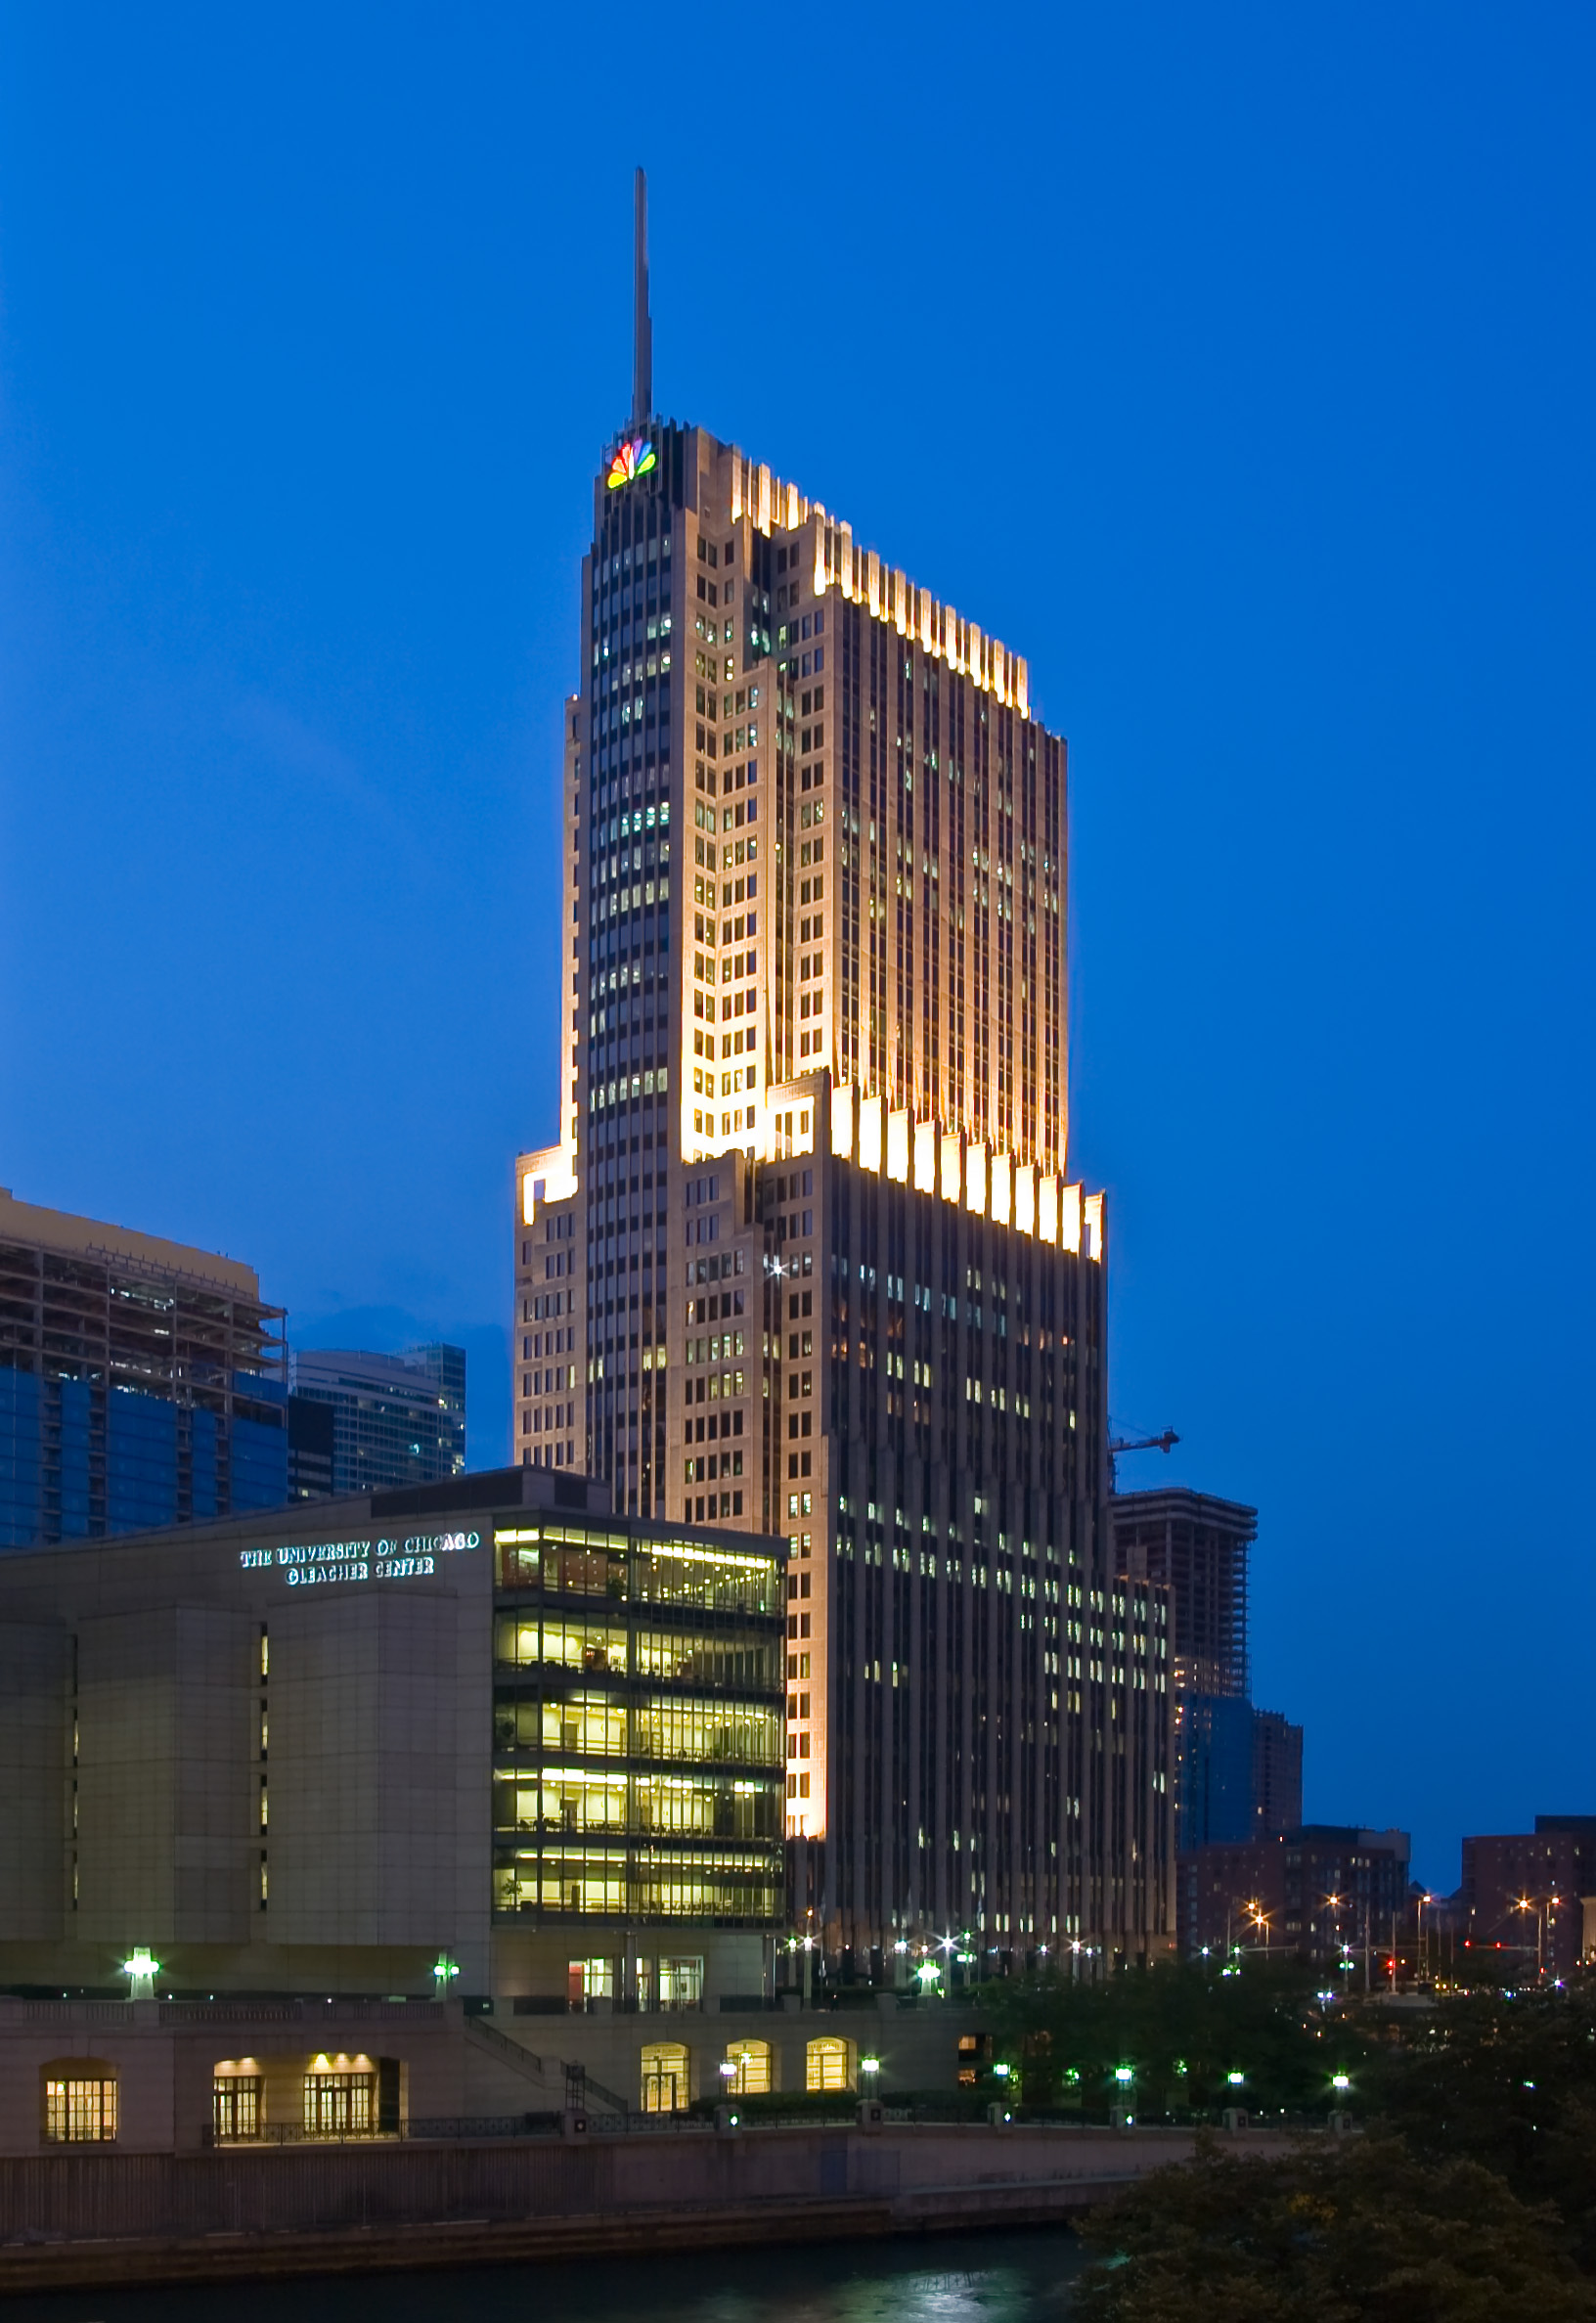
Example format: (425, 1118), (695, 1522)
(983, 1954), (1365, 2117)
(1074, 2131), (1596, 2323)
(1363, 1988), (1596, 2270)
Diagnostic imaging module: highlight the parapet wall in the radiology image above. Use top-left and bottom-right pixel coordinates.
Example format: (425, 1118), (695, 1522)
(0, 2117), (1289, 2292)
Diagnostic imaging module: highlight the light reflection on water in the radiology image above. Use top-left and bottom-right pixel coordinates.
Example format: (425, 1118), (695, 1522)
(3, 2227), (1086, 2323)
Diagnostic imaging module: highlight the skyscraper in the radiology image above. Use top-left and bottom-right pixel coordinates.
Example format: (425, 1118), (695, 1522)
(1113, 1486), (1262, 1854)
(515, 177), (1172, 1972)
(1251, 1706), (1304, 1840)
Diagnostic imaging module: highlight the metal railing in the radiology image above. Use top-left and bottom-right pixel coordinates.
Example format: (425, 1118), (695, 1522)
(204, 2115), (563, 2147)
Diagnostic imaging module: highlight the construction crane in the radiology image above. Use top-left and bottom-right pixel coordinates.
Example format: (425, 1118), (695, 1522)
(1108, 1427), (1179, 1494)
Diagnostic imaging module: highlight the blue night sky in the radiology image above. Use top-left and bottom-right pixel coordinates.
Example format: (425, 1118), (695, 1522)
(2, 4), (1592, 1887)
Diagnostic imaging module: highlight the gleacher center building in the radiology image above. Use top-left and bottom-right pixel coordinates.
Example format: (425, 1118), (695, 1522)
(0, 1466), (786, 2011)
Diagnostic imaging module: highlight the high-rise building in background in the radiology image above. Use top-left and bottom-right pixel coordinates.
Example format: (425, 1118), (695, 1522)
(0, 1188), (288, 1547)
(1113, 1488), (1304, 1875)
(288, 1344), (466, 1498)
(1173, 1692), (1255, 1850)
(1111, 1488), (1254, 1697)
(286, 1392), (334, 1500)
(1252, 1706), (1304, 1840)
(1112, 1487), (1281, 1854)
(515, 177), (1172, 1976)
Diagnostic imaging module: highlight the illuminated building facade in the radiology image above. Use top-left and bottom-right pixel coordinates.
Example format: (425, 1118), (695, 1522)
(0, 1466), (785, 2009)
(0, 1189), (288, 1549)
(514, 181), (1172, 1971)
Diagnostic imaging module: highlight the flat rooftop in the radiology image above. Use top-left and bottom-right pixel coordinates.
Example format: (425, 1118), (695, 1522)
(0, 1187), (261, 1300)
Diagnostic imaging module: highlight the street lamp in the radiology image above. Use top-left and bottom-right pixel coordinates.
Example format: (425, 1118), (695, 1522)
(121, 1947), (159, 1999)
(1514, 1894), (1560, 1980)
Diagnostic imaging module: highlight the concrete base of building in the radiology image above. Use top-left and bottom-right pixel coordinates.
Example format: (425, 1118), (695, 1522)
(0, 2119), (1285, 2293)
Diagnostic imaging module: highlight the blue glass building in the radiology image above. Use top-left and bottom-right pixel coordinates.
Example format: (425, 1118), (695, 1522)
(0, 1190), (287, 1548)
(288, 1343), (466, 1497)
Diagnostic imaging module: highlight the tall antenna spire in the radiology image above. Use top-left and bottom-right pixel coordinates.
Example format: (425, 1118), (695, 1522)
(632, 166), (652, 429)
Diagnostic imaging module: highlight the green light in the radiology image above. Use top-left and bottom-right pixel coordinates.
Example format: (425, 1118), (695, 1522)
(1114, 2066), (1134, 2083)
(1227, 2071), (1245, 2086)
(432, 1952), (461, 1985)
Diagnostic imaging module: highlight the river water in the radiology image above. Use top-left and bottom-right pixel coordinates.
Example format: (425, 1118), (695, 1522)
(3, 2227), (1087, 2323)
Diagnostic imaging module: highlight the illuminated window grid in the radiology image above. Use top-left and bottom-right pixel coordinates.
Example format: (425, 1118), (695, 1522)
(491, 1515), (785, 1925)
(43, 2077), (117, 2143)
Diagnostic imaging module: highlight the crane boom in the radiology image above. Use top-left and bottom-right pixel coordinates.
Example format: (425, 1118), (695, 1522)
(1107, 1427), (1179, 1494)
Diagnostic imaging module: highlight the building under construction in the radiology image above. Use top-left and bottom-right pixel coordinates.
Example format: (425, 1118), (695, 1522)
(0, 1189), (288, 1547)
(1113, 1487), (1300, 1856)
(1112, 1487), (1254, 1697)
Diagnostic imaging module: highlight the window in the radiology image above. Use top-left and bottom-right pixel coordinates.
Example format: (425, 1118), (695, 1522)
(303, 2056), (376, 2136)
(567, 1956), (614, 2007)
(641, 2040), (689, 2113)
(43, 2071), (116, 2143)
(212, 2066), (262, 2141)
(806, 2036), (855, 2093)
(657, 1955), (704, 2011)
(724, 2037), (771, 2095)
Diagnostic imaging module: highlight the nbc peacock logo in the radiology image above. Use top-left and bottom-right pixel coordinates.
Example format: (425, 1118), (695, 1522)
(607, 436), (657, 489)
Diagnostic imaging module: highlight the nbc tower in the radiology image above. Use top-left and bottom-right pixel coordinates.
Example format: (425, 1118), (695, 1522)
(515, 175), (1172, 1972)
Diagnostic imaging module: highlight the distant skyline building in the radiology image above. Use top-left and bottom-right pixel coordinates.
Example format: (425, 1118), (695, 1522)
(1252, 1706), (1304, 1840)
(1113, 1487), (1293, 1856)
(1176, 1824), (1410, 1966)
(1173, 1691), (1255, 1850)
(1461, 1817), (1596, 1980)
(514, 175), (1173, 1973)
(1112, 1488), (1255, 1698)
(286, 1393), (334, 1500)
(288, 1344), (466, 1498)
(0, 1188), (288, 1547)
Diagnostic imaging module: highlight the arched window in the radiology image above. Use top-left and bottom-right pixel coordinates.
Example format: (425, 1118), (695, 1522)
(41, 2062), (116, 2143)
(212, 2058), (263, 2142)
(723, 2036), (771, 2095)
(805, 2035), (855, 2093)
(641, 2040), (689, 2113)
